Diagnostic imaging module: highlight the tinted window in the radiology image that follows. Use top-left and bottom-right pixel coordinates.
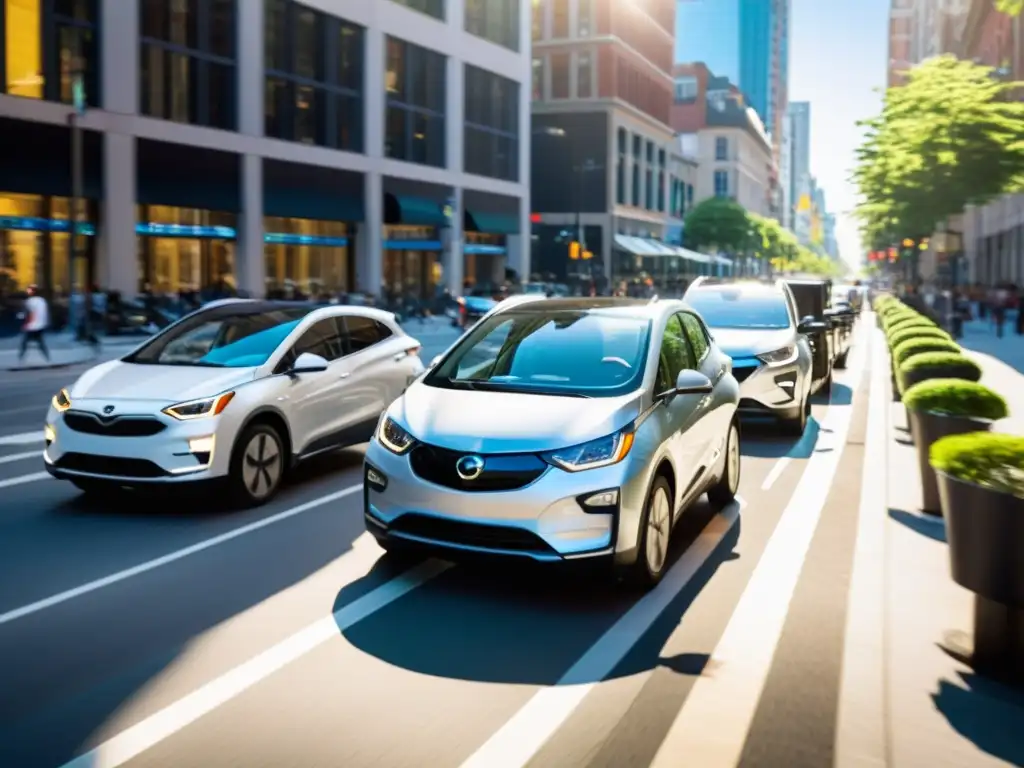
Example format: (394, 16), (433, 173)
(345, 316), (391, 353)
(657, 315), (696, 391)
(125, 307), (308, 367)
(685, 289), (792, 330)
(293, 318), (346, 362)
(679, 313), (710, 362)
(426, 310), (651, 398)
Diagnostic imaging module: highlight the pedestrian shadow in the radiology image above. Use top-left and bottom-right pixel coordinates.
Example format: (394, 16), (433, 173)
(888, 508), (946, 542)
(336, 502), (741, 687)
(931, 671), (1024, 767)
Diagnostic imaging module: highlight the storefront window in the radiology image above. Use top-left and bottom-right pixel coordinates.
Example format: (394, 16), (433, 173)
(136, 204), (237, 294)
(5, 0), (43, 98)
(263, 216), (351, 299)
(0, 193), (91, 297)
(383, 225), (440, 303)
(49, 196), (90, 293)
(463, 231), (505, 289)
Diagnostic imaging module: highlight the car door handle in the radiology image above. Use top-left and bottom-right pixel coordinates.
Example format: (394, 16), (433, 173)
(338, 372), (351, 379)
(392, 352), (406, 362)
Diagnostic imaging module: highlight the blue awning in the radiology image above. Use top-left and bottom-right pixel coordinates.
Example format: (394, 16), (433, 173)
(673, 246), (712, 264)
(385, 194), (445, 227)
(383, 239), (443, 251)
(465, 211), (520, 235)
(464, 243), (506, 255)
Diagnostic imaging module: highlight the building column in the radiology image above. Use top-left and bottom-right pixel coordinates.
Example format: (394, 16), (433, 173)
(236, 0), (264, 137)
(444, 187), (464, 295)
(236, 154), (264, 297)
(356, 172), (384, 295)
(101, 0), (138, 113)
(99, 133), (136, 297)
(506, 200), (530, 281)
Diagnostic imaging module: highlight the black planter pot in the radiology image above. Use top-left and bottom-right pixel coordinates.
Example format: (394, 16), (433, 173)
(911, 411), (990, 514)
(937, 472), (1024, 686)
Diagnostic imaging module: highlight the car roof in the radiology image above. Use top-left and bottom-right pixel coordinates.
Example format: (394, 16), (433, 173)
(191, 299), (401, 327)
(499, 296), (676, 320)
(688, 278), (788, 295)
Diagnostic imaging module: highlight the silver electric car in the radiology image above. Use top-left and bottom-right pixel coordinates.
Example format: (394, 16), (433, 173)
(363, 296), (741, 588)
(683, 278), (816, 435)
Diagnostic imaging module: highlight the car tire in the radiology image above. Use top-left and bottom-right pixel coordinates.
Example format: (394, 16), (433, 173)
(71, 479), (120, 498)
(834, 350), (849, 369)
(227, 422), (286, 508)
(624, 475), (674, 590)
(783, 394), (808, 436)
(708, 420), (741, 508)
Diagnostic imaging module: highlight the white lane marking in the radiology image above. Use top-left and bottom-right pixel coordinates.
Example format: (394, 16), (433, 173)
(835, 319), (889, 768)
(0, 484), (363, 626)
(0, 450), (38, 465)
(458, 499), (744, 768)
(760, 457), (790, 490)
(648, 341), (868, 768)
(0, 471), (49, 489)
(62, 556), (451, 768)
(0, 431), (43, 446)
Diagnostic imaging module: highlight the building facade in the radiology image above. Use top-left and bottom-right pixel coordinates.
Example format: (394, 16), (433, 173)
(887, 0), (970, 87)
(0, 0), (530, 305)
(531, 0), (712, 286)
(785, 100), (810, 229)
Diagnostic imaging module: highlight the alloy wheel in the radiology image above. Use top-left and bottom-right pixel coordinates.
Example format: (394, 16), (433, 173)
(242, 432), (283, 500)
(727, 424), (741, 494)
(646, 486), (671, 574)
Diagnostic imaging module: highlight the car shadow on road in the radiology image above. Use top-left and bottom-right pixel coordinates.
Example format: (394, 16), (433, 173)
(336, 502), (741, 687)
(741, 417), (819, 459)
(888, 508), (946, 542)
(931, 671), (1024, 767)
(0, 451), (375, 768)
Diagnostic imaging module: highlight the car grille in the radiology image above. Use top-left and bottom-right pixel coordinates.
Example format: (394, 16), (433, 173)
(55, 453), (168, 478)
(733, 365), (760, 383)
(64, 411), (166, 437)
(389, 513), (556, 553)
(409, 444), (548, 492)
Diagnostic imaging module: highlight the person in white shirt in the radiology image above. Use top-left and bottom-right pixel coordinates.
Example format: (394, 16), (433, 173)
(19, 285), (50, 363)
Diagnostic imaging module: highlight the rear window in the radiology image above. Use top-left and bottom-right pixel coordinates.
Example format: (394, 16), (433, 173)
(685, 289), (791, 330)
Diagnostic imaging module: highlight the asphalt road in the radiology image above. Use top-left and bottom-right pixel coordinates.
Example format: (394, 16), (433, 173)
(0, 319), (876, 768)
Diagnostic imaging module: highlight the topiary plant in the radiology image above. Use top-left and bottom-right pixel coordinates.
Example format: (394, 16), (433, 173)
(903, 379), (1008, 420)
(893, 337), (961, 365)
(888, 325), (953, 350)
(900, 351), (982, 382)
(930, 432), (1024, 497)
(887, 314), (935, 332)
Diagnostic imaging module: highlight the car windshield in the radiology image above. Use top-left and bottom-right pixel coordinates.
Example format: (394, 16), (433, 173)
(424, 310), (652, 397)
(686, 288), (791, 329)
(123, 306), (311, 367)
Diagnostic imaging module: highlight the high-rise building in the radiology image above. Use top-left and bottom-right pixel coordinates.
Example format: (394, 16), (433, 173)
(786, 101), (810, 229)
(532, 0), (706, 283)
(0, 0), (531, 302)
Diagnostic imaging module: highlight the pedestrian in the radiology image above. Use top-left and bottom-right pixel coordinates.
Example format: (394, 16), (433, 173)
(993, 285), (1009, 338)
(18, 285), (50, 364)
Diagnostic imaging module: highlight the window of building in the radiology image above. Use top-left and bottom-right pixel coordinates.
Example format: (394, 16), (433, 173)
(715, 136), (728, 161)
(531, 56), (543, 100)
(577, 0), (592, 36)
(3, 0), (102, 106)
(616, 128), (627, 205)
(391, 0), (444, 21)
(686, 183), (694, 207)
(464, 64), (518, 182)
(618, 127), (627, 154)
(631, 162), (640, 206)
(714, 169), (729, 197)
(577, 51), (592, 98)
(140, 0), (237, 130)
(645, 166), (653, 209)
(531, 0), (542, 39)
(632, 134), (641, 157)
(264, 216), (351, 297)
(264, 0), (364, 152)
(550, 52), (569, 98)
(657, 170), (665, 212)
(552, 0), (568, 37)
(385, 36), (445, 168)
(465, 0), (519, 51)
(673, 76), (697, 102)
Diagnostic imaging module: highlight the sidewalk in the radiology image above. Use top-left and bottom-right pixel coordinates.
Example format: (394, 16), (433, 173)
(846, 319), (1024, 767)
(0, 333), (141, 371)
(957, 316), (1024, 435)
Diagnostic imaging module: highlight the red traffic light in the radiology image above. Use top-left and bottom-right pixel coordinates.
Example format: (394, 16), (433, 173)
(530, 213), (542, 224)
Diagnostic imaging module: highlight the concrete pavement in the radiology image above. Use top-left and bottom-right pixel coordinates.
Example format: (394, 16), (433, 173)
(0, 316), (1019, 767)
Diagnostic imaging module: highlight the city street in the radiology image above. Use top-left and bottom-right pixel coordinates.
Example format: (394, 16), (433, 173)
(0, 316), (1004, 768)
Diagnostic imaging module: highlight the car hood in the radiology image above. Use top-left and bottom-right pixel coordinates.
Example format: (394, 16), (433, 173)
(70, 360), (259, 403)
(390, 382), (643, 454)
(708, 327), (794, 357)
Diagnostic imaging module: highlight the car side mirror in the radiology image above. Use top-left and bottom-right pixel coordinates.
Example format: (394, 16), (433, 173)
(675, 369), (714, 395)
(797, 316), (827, 334)
(429, 355), (442, 368)
(291, 352), (329, 374)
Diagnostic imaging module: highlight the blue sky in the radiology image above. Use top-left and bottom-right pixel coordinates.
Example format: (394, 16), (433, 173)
(788, 0), (890, 266)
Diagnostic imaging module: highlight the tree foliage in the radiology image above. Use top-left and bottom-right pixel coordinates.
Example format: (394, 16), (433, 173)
(853, 55), (1024, 247)
(682, 197), (751, 253)
(995, 0), (1022, 16)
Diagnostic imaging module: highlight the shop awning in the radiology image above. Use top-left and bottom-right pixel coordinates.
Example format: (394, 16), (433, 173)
(384, 194), (446, 227)
(464, 211), (520, 235)
(673, 246), (712, 264)
(614, 234), (674, 256)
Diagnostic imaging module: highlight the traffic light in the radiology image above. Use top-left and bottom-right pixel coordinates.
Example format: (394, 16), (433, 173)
(569, 241), (581, 260)
(582, 249), (593, 260)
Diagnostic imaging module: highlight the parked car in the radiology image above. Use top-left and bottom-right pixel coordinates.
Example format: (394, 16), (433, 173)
(684, 278), (816, 435)
(44, 300), (423, 507)
(364, 296), (741, 588)
(782, 277), (835, 395)
(452, 293), (498, 328)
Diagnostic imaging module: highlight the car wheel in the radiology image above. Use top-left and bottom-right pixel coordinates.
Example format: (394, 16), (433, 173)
(708, 420), (741, 508)
(822, 371), (833, 395)
(783, 394), (808, 436)
(228, 423), (286, 508)
(834, 350), (849, 369)
(71, 479), (120, 498)
(625, 475), (673, 589)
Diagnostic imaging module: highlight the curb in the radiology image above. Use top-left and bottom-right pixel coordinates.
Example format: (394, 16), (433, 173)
(3, 352), (99, 372)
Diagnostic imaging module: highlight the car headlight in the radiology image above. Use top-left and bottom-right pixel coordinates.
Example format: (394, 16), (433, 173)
(52, 387), (71, 412)
(544, 428), (635, 472)
(162, 391), (235, 420)
(756, 345), (798, 366)
(377, 416), (416, 454)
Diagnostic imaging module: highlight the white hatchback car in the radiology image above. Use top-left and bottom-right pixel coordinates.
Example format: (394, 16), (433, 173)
(44, 300), (423, 507)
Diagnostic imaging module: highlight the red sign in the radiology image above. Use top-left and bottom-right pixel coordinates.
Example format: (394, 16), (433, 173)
(530, 213), (542, 224)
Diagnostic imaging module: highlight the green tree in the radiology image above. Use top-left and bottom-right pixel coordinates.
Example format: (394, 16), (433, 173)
(995, 0), (1022, 16)
(682, 197), (751, 253)
(853, 55), (1024, 247)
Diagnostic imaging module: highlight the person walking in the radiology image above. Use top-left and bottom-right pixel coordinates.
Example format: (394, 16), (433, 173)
(993, 285), (1009, 338)
(18, 285), (50, 364)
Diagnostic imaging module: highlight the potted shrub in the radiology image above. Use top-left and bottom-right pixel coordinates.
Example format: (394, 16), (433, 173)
(930, 432), (1024, 686)
(887, 316), (936, 336)
(898, 351), (981, 394)
(892, 337), (961, 367)
(888, 326), (953, 351)
(903, 380), (1008, 514)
